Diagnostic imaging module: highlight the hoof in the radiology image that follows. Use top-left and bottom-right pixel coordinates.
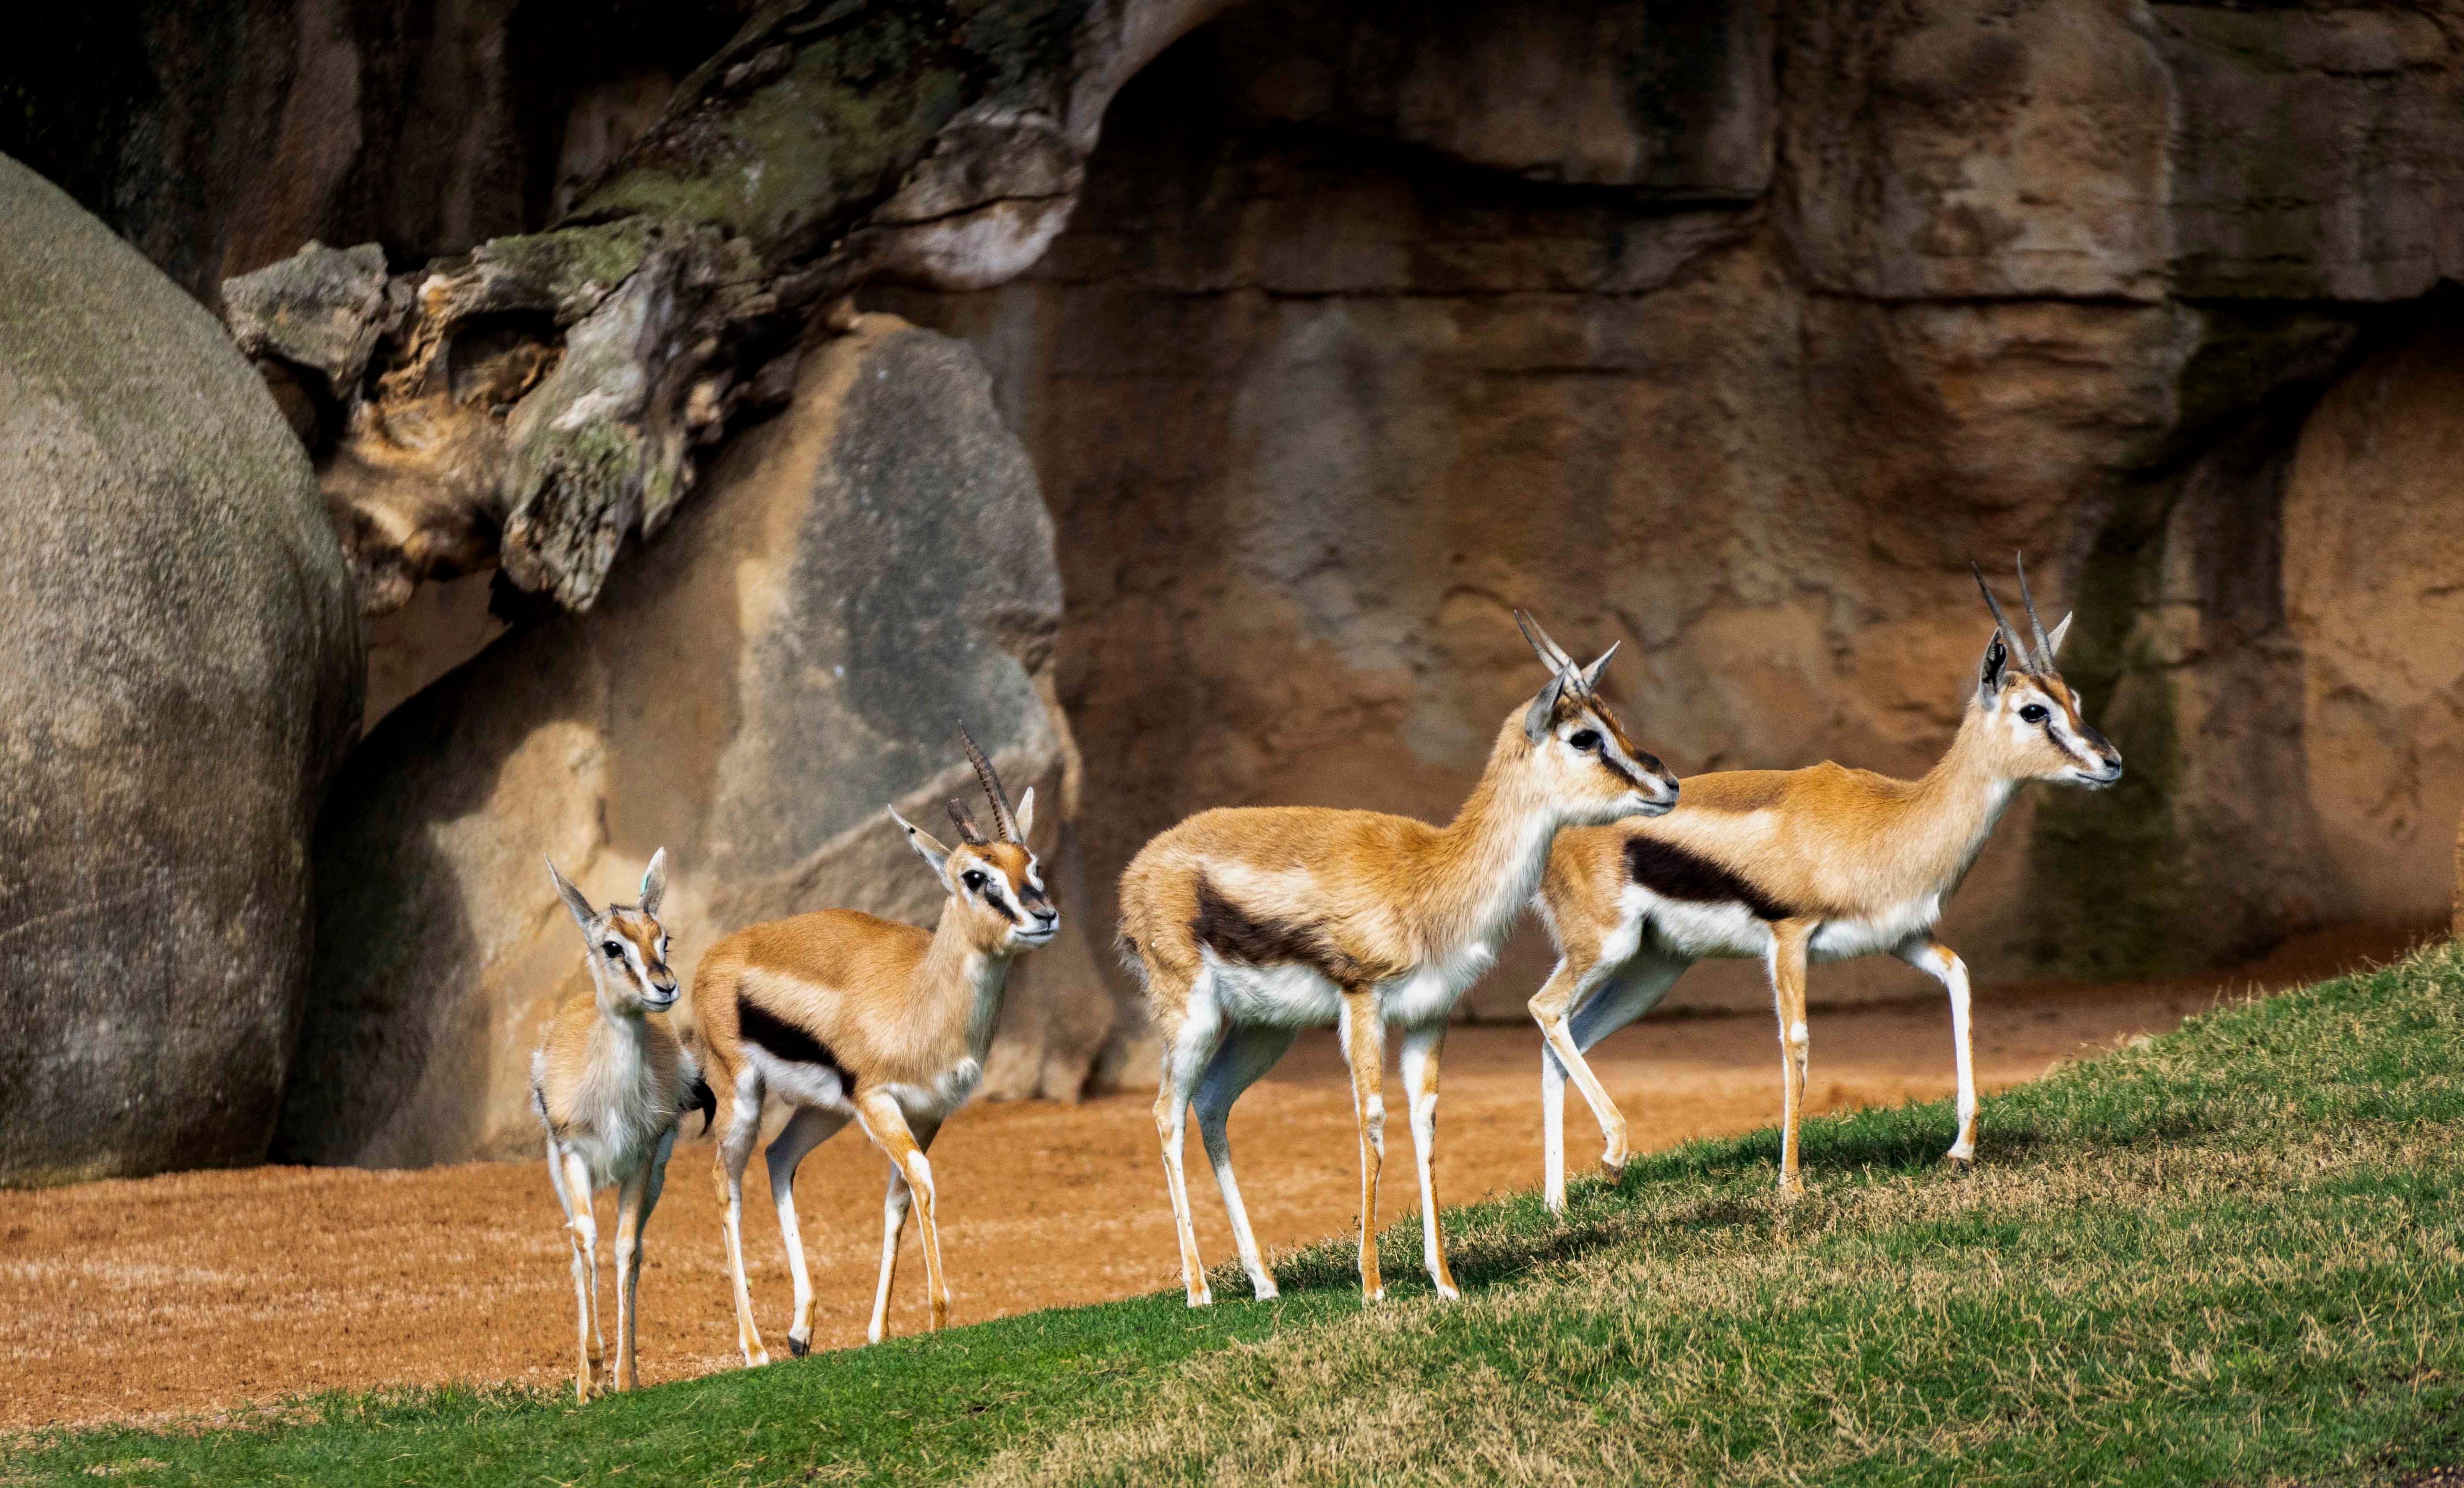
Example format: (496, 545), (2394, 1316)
(1363, 1286), (1386, 1305)
(1253, 1282), (1280, 1303)
(788, 1334), (810, 1359)
(749, 1350), (771, 1369)
(1186, 1288), (1215, 1309)
(1601, 1144), (1630, 1172)
(1434, 1282), (1461, 1302)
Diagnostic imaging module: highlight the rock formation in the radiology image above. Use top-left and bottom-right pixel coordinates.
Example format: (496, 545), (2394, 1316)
(881, 0), (2464, 1010)
(283, 317), (1111, 1166)
(216, 0), (1235, 621)
(0, 154), (361, 1184)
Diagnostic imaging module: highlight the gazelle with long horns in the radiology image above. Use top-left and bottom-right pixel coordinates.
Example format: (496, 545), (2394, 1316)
(693, 727), (1058, 1365)
(1531, 558), (2123, 1208)
(533, 849), (714, 1401)
(1119, 612), (1680, 1308)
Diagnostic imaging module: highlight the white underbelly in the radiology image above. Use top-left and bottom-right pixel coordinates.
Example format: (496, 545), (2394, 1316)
(1201, 946), (1489, 1031)
(1636, 892), (1771, 961)
(1809, 899), (1939, 962)
(747, 1045), (855, 1114)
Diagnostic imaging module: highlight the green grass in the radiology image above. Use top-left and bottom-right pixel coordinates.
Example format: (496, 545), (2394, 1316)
(12, 943), (2464, 1486)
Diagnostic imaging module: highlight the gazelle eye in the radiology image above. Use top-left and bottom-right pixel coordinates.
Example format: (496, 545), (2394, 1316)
(602, 940), (625, 959)
(1568, 729), (1601, 751)
(2019, 704), (2050, 724)
(962, 870), (987, 892)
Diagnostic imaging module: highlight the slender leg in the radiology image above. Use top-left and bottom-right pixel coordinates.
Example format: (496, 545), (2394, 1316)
(713, 1064), (770, 1366)
(1338, 986), (1387, 1304)
(1193, 1025), (1298, 1301)
(612, 1159), (649, 1392)
(867, 1116), (939, 1343)
(545, 1139), (595, 1403)
(1529, 951), (1635, 1182)
(618, 1125), (675, 1392)
(1542, 956), (1689, 1211)
(559, 1147), (604, 1397)
(855, 1091), (948, 1332)
(1768, 922), (1814, 1195)
(1396, 1022), (1458, 1300)
(765, 1106), (850, 1358)
(1152, 976), (1226, 1307)
(1896, 934), (1978, 1164)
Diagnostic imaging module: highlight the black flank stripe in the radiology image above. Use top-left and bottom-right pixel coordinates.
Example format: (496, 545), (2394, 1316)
(1625, 836), (1796, 922)
(737, 993), (849, 1080)
(1191, 875), (1369, 988)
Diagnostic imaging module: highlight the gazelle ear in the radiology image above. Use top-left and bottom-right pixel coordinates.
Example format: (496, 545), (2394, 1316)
(1978, 629), (2010, 698)
(639, 848), (668, 917)
(887, 805), (951, 879)
(545, 857), (597, 930)
(1013, 786), (1035, 842)
(2046, 611), (2073, 658)
(1524, 671), (1568, 743)
(1578, 640), (1619, 693)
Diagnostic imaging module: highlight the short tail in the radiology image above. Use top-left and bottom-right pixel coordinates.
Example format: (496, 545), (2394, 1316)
(683, 1073), (717, 1136)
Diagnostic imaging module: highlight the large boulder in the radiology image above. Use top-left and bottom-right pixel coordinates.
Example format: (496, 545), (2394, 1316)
(0, 154), (362, 1185)
(284, 316), (1113, 1167)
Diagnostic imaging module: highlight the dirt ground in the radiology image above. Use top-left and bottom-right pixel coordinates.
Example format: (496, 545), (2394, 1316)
(0, 933), (2415, 1430)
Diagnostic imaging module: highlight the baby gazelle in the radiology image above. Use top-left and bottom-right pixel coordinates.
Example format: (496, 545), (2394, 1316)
(1120, 612), (1678, 1308)
(695, 728), (1057, 1365)
(1532, 559), (2123, 1207)
(534, 849), (713, 1401)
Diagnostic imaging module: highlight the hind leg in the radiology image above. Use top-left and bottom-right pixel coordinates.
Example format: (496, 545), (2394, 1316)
(1397, 1022), (1458, 1300)
(1193, 1024), (1297, 1301)
(1152, 972), (1227, 1307)
(766, 1105), (850, 1358)
(713, 1063), (770, 1365)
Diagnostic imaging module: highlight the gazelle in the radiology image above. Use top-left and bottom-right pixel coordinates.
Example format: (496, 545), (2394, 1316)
(1532, 559), (2123, 1208)
(534, 849), (713, 1401)
(694, 727), (1057, 1365)
(1119, 612), (1679, 1308)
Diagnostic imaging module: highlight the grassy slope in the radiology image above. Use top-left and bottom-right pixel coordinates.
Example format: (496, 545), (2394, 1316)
(11, 943), (2463, 1487)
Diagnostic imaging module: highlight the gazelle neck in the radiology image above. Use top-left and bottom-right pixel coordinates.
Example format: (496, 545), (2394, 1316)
(1421, 740), (1564, 961)
(1903, 702), (2024, 895)
(922, 899), (1015, 1062)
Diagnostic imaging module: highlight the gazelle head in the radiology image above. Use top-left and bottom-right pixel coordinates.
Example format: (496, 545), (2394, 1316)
(1512, 610), (1680, 823)
(1969, 557), (2123, 790)
(887, 725), (1060, 954)
(546, 849), (681, 1014)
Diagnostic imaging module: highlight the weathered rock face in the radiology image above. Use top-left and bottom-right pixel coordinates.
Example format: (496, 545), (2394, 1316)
(881, 0), (2464, 1012)
(282, 317), (1109, 1166)
(0, 0), (754, 308)
(0, 154), (361, 1184)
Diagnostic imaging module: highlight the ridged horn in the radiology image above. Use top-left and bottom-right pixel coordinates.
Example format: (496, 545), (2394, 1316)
(947, 798), (989, 845)
(1513, 608), (1578, 677)
(2014, 551), (2054, 672)
(1971, 562), (2027, 665)
(956, 722), (1019, 843)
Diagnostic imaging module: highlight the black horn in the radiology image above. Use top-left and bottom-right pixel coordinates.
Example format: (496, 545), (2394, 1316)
(2014, 552), (2054, 672)
(1971, 562), (2027, 664)
(956, 722), (1020, 842)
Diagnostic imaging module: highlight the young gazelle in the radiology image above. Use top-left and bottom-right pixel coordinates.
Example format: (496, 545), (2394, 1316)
(1120, 613), (1680, 1308)
(534, 849), (714, 1401)
(693, 728), (1057, 1365)
(1532, 560), (2123, 1208)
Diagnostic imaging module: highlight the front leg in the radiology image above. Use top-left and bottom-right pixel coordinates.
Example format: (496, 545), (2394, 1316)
(1767, 921), (1815, 1195)
(1529, 949), (1629, 1207)
(867, 1114), (940, 1343)
(1896, 934), (1977, 1164)
(1338, 987), (1387, 1304)
(1396, 1023), (1457, 1301)
(556, 1146), (605, 1397)
(610, 1125), (676, 1392)
(856, 1091), (948, 1332)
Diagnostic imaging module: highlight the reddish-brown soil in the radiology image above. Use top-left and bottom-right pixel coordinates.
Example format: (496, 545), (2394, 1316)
(0, 934), (2412, 1430)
